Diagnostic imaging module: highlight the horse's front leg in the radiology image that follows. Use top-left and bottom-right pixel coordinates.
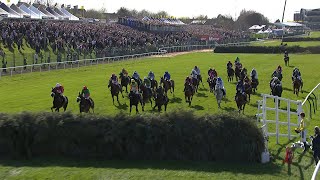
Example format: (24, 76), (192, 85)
(112, 95), (115, 104)
(117, 95), (120, 103)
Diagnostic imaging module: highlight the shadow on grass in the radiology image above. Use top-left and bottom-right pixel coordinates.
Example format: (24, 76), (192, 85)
(191, 105), (204, 110)
(222, 106), (236, 112)
(115, 103), (128, 110)
(0, 158), (283, 175)
(170, 97), (182, 104)
(198, 87), (208, 92)
(196, 92), (208, 98)
(283, 87), (293, 92)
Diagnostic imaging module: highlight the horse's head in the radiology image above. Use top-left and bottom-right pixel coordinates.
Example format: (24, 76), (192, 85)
(77, 92), (82, 103)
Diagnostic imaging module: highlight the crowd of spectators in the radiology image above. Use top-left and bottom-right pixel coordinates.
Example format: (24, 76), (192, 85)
(0, 19), (249, 64)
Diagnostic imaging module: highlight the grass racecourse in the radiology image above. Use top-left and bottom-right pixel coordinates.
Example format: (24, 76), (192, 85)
(0, 52), (320, 179)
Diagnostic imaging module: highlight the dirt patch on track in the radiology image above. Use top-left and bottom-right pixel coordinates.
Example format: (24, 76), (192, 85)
(153, 49), (213, 58)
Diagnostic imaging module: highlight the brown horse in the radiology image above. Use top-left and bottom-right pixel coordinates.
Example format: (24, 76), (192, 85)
(227, 66), (235, 82)
(119, 73), (130, 93)
(192, 77), (199, 92)
(160, 77), (175, 95)
(76, 92), (94, 113)
(235, 66), (241, 81)
(51, 88), (68, 112)
(184, 83), (194, 106)
(140, 84), (153, 109)
(293, 77), (303, 96)
(251, 76), (259, 93)
(207, 77), (217, 93)
(235, 92), (247, 114)
(243, 78), (252, 102)
(284, 56), (289, 66)
(108, 81), (124, 104)
(150, 79), (158, 90)
(153, 89), (169, 112)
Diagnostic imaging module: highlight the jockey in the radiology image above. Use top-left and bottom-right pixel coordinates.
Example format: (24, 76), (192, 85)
(208, 68), (217, 79)
(130, 79), (139, 94)
(148, 71), (155, 81)
(292, 67), (302, 82)
(110, 74), (119, 84)
(235, 56), (240, 63)
(208, 67), (213, 77)
(227, 61), (233, 69)
(132, 71), (140, 81)
(81, 86), (90, 99)
(164, 71), (171, 81)
(193, 66), (200, 75)
(156, 86), (165, 99)
(250, 68), (258, 80)
(284, 51), (289, 58)
(277, 65), (282, 73)
(270, 77), (281, 90)
(191, 69), (198, 79)
(81, 86), (93, 105)
(216, 77), (226, 96)
(272, 65), (282, 78)
(143, 77), (152, 94)
(184, 76), (193, 92)
(235, 80), (247, 101)
(54, 83), (64, 96)
(121, 68), (128, 77)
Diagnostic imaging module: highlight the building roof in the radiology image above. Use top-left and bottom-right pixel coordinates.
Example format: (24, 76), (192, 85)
(273, 22), (304, 27)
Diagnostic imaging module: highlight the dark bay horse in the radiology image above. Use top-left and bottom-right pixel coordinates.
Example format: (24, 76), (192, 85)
(192, 77), (199, 93)
(119, 73), (130, 93)
(160, 77), (175, 95)
(207, 77), (217, 93)
(271, 83), (283, 106)
(284, 56), (289, 66)
(153, 91), (169, 112)
(251, 76), (259, 93)
(197, 74), (204, 87)
(51, 88), (68, 112)
(76, 92), (94, 113)
(235, 66), (241, 81)
(140, 84), (153, 109)
(184, 83), (194, 106)
(150, 79), (158, 90)
(227, 67), (235, 82)
(293, 78), (303, 96)
(243, 79), (252, 102)
(235, 92), (247, 114)
(108, 81), (124, 104)
(240, 68), (247, 81)
(129, 92), (143, 114)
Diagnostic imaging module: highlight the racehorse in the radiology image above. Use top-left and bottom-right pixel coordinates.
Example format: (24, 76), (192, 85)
(129, 92), (143, 114)
(214, 84), (224, 108)
(150, 79), (158, 90)
(119, 73), (130, 93)
(293, 77), (303, 96)
(243, 79), (252, 102)
(240, 68), (247, 81)
(207, 77), (217, 93)
(153, 91), (169, 112)
(76, 92), (94, 113)
(160, 77), (175, 95)
(50, 88), (68, 112)
(271, 83), (283, 106)
(197, 74), (204, 87)
(235, 92), (247, 114)
(192, 77), (199, 93)
(284, 56), (289, 66)
(235, 66), (241, 81)
(251, 76), (259, 93)
(140, 84), (153, 109)
(108, 81), (124, 104)
(184, 83), (194, 106)
(227, 67), (235, 82)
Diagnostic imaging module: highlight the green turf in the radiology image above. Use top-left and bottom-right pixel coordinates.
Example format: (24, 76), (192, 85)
(0, 52), (319, 179)
(309, 31), (320, 38)
(251, 40), (320, 47)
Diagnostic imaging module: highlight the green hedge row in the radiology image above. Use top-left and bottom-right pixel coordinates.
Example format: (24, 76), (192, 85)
(0, 111), (264, 162)
(214, 45), (320, 54)
(282, 37), (320, 42)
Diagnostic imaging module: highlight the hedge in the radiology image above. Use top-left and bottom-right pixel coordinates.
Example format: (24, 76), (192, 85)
(214, 45), (320, 54)
(282, 37), (320, 42)
(0, 111), (264, 162)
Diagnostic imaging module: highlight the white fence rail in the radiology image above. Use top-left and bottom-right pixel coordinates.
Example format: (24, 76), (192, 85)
(312, 160), (320, 180)
(0, 44), (225, 78)
(302, 83), (320, 119)
(256, 94), (302, 144)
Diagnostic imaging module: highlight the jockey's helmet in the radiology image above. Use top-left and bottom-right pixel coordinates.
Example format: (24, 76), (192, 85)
(56, 83), (61, 87)
(165, 71), (168, 74)
(122, 68), (125, 71)
(217, 77), (222, 81)
(195, 66), (198, 69)
(112, 73), (115, 77)
(300, 112), (305, 117)
(83, 86), (87, 90)
(131, 79), (135, 83)
(144, 77), (148, 80)
(149, 71), (153, 74)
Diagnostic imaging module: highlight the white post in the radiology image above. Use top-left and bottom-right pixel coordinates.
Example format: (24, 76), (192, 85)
(297, 101), (305, 142)
(275, 96), (279, 144)
(262, 95), (268, 134)
(49, 64), (50, 71)
(10, 69), (13, 76)
(40, 66), (41, 72)
(287, 101), (291, 140)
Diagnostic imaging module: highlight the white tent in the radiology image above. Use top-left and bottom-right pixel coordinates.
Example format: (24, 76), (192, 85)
(60, 8), (79, 20)
(0, 2), (20, 18)
(19, 4), (40, 19)
(29, 5), (49, 19)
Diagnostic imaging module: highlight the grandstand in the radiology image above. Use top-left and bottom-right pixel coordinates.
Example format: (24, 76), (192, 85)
(294, 8), (320, 30)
